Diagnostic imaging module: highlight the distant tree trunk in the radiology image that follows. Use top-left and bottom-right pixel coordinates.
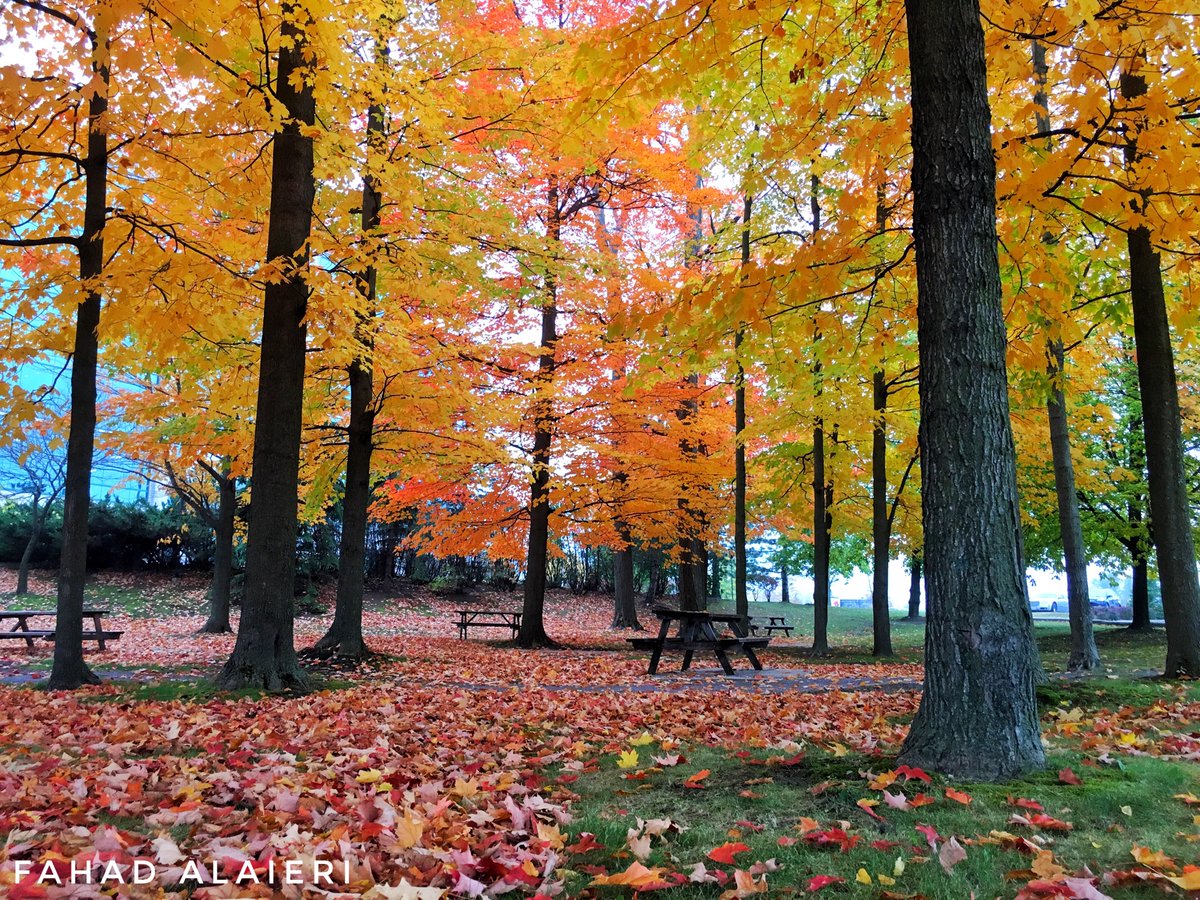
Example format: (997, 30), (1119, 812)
(217, 4), (315, 691)
(645, 554), (663, 607)
(612, 544), (640, 629)
(905, 554), (922, 620)
(1047, 339), (1099, 670)
(735, 194), (751, 627)
(309, 86), (384, 661)
(811, 178), (830, 656)
(16, 498), (46, 597)
(872, 369), (894, 657)
(691, 539), (708, 604)
(49, 22), (109, 691)
(897, 0), (1045, 779)
(519, 179), (560, 649)
(199, 467), (235, 634)
(1129, 547), (1151, 631)
(709, 553), (721, 599)
(780, 564), (790, 604)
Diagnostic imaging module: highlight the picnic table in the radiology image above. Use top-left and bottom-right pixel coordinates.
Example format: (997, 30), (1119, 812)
(454, 608), (522, 640)
(748, 615), (793, 637)
(0, 608), (123, 650)
(627, 607), (769, 675)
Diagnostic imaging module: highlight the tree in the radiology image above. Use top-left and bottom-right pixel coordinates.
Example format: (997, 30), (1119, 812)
(217, 0), (317, 691)
(0, 418), (67, 596)
(897, 0), (1045, 779)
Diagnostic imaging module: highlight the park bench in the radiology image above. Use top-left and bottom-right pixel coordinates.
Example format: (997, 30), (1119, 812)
(748, 615), (793, 637)
(454, 608), (522, 640)
(628, 607), (770, 675)
(0, 609), (123, 650)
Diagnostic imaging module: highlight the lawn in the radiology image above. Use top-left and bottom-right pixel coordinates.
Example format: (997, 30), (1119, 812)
(0, 569), (1197, 898)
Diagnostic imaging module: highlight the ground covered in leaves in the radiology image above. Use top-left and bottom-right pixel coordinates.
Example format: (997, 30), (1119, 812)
(0, 569), (1197, 898)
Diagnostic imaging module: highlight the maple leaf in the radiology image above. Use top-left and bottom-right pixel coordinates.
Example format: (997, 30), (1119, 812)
(1058, 767), (1083, 785)
(720, 869), (768, 898)
(1165, 868), (1200, 890)
(684, 769), (710, 789)
(806, 874), (846, 891)
(363, 880), (446, 899)
(895, 764), (932, 783)
(882, 790), (910, 810)
(589, 862), (670, 890)
(707, 842), (750, 865)
(616, 749), (639, 769)
(938, 836), (967, 873)
(944, 787), (972, 805)
(1130, 845), (1175, 869)
(652, 753), (683, 767)
(629, 732), (655, 746)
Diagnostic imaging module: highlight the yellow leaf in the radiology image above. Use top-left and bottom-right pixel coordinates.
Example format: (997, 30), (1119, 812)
(617, 749), (639, 769)
(878, 874), (896, 886)
(1166, 871), (1200, 890)
(856, 868), (872, 884)
(630, 732), (655, 746)
(356, 769), (383, 784)
(893, 857), (905, 878)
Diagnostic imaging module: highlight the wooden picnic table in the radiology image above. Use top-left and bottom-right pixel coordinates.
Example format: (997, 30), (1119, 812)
(627, 607), (769, 675)
(0, 608), (123, 650)
(748, 614), (793, 637)
(454, 608), (522, 640)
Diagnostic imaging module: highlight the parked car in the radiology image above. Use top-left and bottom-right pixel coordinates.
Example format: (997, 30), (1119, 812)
(1090, 595), (1121, 609)
(1028, 597), (1063, 612)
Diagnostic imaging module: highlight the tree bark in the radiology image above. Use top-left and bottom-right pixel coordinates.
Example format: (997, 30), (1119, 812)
(612, 545), (640, 629)
(780, 563), (790, 604)
(217, 3), (315, 691)
(1047, 340), (1099, 670)
(199, 467), (235, 634)
(49, 22), (109, 690)
(896, 0), (1045, 779)
(519, 179), (560, 648)
(905, 554), (922, 620)
(709, 553), (721, 599)
(1129, 545), (1151, 631)
(812, 422), (831, 654)
(735, 194), (751, 628)
(872, 369), (894, 656)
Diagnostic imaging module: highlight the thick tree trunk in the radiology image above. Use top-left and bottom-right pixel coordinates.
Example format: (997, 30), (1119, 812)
(199, 471), (235, 634)
(49, 30), (108, 690)
(519, 180), (560, 649)
(690, 539), (708, 605)
(1046, 341), (1099, 670)
(612, 546), (640, 629)
(896, 0), (1045, 779)
(872, 369), (893, 656)
(1129, 547), (1151, 631)
(811, 422), (830, 654)
(16, 503), (45, 597)
(906, 554), (922, 620)
(780, 563), (790, 604)
(709, 553), (721, 599)
(217, 4), (315, 691)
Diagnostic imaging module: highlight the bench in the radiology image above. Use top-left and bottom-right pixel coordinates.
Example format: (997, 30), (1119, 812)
(455, 609), (522, 640)
(0, 609), (122, 650)
(748, 615), (793, 637)
(629, 609), (771, 675)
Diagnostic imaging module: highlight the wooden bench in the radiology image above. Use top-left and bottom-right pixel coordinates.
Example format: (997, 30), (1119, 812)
(748, 615), (793, 637)
(0, 609), (123, 650)
(454, 609), (522, 640)
(629, 608), (771, 675)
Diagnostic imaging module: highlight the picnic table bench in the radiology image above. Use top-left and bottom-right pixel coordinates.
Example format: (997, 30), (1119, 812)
(0, 609), (123, 650)
(748, 615), (793, 637)
(454, 608), (522, 640)
(628, 607), (769, 675)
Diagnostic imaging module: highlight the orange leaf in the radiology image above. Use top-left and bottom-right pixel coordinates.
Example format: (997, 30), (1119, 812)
(707, 842), (751, 865)
(945, 787), (972, 805)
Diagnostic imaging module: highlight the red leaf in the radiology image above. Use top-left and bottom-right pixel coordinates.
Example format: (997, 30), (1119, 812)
(707, 841), (751, 865)
(807, 874), (846, 892)
(895, 764), (932, 783)
(945, 787), (973, 805)
(1058, 767), (1083, 785)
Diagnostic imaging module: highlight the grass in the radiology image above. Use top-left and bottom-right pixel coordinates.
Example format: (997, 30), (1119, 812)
(563, 744), (1200, 898)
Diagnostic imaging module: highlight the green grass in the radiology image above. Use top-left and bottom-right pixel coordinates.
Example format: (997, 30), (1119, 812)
(563, 744), (1200, 898)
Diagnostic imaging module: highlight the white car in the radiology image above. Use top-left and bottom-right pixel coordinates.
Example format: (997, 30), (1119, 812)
(1028, 597), (1064, 613)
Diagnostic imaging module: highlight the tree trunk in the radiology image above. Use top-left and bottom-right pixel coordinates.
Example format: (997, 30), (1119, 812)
(217, 4), (315, 691)
(1129, 547), (1151, 631)
(735, 194), (750, 628)
(199, 469), (235, 634)
(872, 369), (894, 656)
(49, 26), (109, 690)
(1046, 340), (1099, 670)
(906, 554), (922, 620)
(896, 0), (1045, 779)
(780, 563), (790, 604)
(16, 501), (45, 597)
(812, 422), (831, 654)
(690, 539), (708, 605)
(308, 87), (384, 661)
(519, 179), (560, 649)
(612, 545), (640, 629)
(709, 553), (721, 599)
(645, 552), (663, 606)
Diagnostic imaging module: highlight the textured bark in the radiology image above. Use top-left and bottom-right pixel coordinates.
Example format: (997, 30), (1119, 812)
(519, 180), (560, 649)
(217, 5), (315, 691)
(49, 24), (108, 690)
(1126, 224), (1200, 673)
(1047, 340), (1099, 670)
(906, 554), (922, 620)
(611, 547), (640, 629)
(896, 0), (1045, 779)
(1129, 549), (1151, 631)
(645, 554), (663, 606)
(199, 470), (235, 634)
(780, 564), (790, 604)
(872, 369), (893, 656)
(709, 553), (721, 599)
(690, 540), (708, 604)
